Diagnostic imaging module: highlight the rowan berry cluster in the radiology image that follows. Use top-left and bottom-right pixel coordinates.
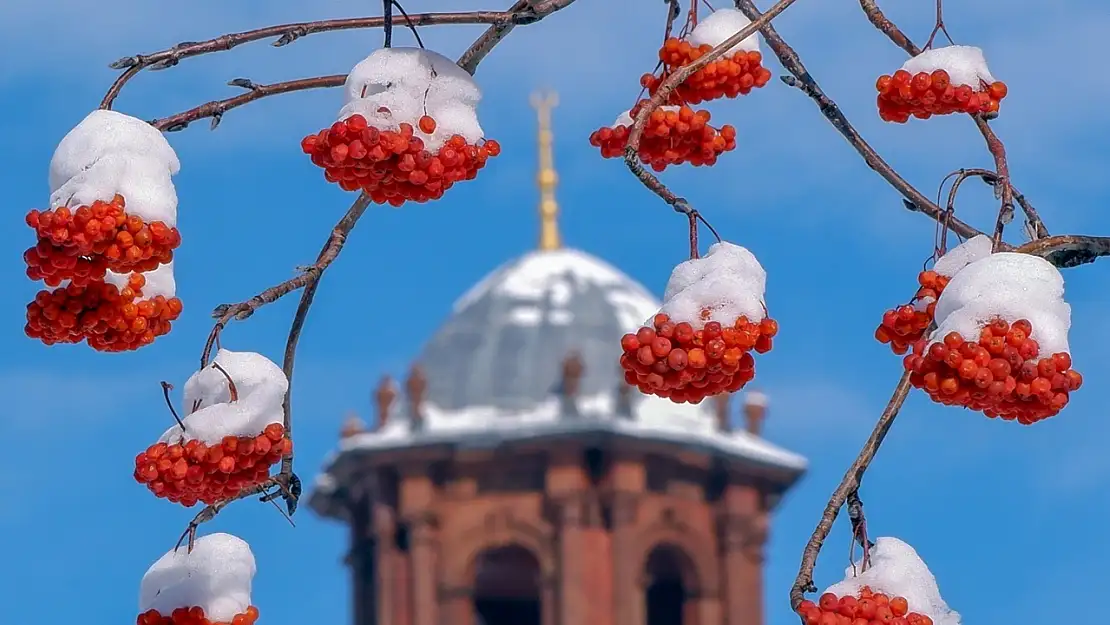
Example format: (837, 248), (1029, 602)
(876, 69), (1008, 122)
(619, 311), (777, 403)
(874, 270), (950, 355)
(798, 588), (935, 625)
(137, 606), (260, 625)
(641, 39), (772, 105)
(24, 271), (183, 352)
(301, 113), (501, 206)
(904, 318), (1083, 423)
(133, 424), (291, 507)
(589, 103), (737, 171)
(23, 194), (181, 286)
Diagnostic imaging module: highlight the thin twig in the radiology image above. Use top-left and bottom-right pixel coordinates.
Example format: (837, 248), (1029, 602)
(923, 0), (953, 49)
(201, 192), (371, 371)
(391, 0), (426, 48)
(160, 382), (187, 432)
(456, 0), (577, 74)
(174, 475), (293, 553)
(663, 0), (682, 40)
(151, 75), (345, 133)
(688, 212), (699, 259)
(277, 192), (373, 483)
(100, 11), (540, 109)
(789, 372), (912, 612)
(845, 490), (873, 574)
(210, 362), (239, 401)
(975, 119), (1015, 250)
(383, 0), (393, 47)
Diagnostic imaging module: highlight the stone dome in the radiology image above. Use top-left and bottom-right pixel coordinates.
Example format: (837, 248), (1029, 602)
(416, 247), (716, 427)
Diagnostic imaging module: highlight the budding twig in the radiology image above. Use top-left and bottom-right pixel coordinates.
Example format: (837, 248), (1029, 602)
(151, 75), (346, 133)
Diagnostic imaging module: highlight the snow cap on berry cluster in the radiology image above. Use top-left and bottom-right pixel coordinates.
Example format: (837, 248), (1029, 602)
(687, 8), (761, 55)
(105, 261), (178, 299)
(931, 235), (992, 277)
(901, 45), (997, 89)
(48, 110), (180, 226)
(338, 47), (484, 153)
(139, 532), (255, 623)
(912, 235), (992, 313)
(160, 349), (288, 446)
(931, 252), (1070, 357)
(658, 241), (766, 328)
(824, 537), (960, 625)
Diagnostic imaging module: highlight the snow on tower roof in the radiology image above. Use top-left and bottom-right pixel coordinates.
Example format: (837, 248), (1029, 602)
(309, 247), (807, 519)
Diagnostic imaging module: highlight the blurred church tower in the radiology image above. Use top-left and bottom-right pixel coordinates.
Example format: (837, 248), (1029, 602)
(308, 92), (807, 625)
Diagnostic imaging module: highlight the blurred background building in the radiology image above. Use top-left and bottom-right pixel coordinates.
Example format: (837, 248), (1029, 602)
(309, 92), (807, 625)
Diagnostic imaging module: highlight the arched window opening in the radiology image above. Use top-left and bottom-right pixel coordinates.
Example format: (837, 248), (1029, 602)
(472, 544), (542, 625)
(644, 544), (694, 625)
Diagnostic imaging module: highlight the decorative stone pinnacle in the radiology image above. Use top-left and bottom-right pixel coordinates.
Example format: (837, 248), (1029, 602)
(714, 393), (732, 432)
(561, 352), (584, 399)
(405, 364), (427, 427)
(373, 375), (396, 429)
(743, 391), (768, 436)
(340, 411), (367, 438)
(616, 380), (633, 418)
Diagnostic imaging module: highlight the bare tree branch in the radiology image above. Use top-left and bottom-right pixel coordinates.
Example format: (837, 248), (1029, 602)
(789, 372), (912, 611)
(457, 0), (578, 73)
(1016, 234), (1110, 268)
(152, 75), (346, 133)
(100, 10), (540, 110)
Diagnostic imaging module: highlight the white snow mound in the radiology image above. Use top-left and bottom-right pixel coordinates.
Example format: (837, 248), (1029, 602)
(912, 235), (993, 313)
(824, 537), (959, 625)
(139, 533), (255, 622)
(930, 252), (1070, 357)
(658, 241), (766, 328)
(687, 8), (761, 55)
(932, 234), (992, 277)
(160, 349), (288, 446)
(901, 45), (997, 89)
(339, 47), (484, 153)
(48, 110), (180, 226)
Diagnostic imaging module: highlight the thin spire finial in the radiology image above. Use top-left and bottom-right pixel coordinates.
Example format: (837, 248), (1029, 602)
(530, 90), (561, 251)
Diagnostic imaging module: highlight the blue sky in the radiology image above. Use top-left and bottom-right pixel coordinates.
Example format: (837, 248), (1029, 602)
(1, 0), (1108, 623)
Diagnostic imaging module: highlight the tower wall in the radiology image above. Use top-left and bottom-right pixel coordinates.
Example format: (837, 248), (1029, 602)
(348, 443), (775, 625)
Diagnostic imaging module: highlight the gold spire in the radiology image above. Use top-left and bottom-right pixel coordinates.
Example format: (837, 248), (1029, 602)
(530, 90), (561, 251)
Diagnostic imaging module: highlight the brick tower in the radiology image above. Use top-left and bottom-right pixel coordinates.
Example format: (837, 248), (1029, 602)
(307, 92), (807, 625)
